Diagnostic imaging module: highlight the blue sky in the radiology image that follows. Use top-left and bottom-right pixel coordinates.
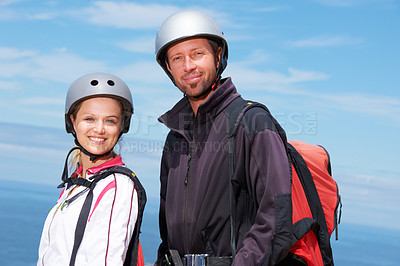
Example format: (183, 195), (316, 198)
(1, 0), (400, 236)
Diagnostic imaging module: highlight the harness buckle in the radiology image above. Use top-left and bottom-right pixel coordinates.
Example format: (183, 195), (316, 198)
(184, 254), (209, 266)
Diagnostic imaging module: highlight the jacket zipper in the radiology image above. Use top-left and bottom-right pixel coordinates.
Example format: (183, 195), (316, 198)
(184, 142), (193, 254)
(184, 113), (197, 254)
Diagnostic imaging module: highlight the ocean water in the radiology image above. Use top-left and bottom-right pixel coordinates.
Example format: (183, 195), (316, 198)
(0, 179), (399, 266)
(0, 179), (159, 266)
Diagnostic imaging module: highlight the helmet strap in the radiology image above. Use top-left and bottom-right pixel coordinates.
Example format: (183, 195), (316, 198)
(58, 133), (120, 188)
(73, 138), (114, 162)
(58, 146), (81, 188)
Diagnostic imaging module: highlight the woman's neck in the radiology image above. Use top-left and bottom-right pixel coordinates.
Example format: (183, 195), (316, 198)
(80, 153), (113, 179)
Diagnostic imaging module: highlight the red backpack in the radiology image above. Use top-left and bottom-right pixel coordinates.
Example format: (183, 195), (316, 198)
(288, 140), (340, 266)
(226, 98), (342, 265)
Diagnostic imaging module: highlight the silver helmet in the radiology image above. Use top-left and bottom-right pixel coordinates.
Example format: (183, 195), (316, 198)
(65, 72), (133, 134)
(155, 10), (228, 83)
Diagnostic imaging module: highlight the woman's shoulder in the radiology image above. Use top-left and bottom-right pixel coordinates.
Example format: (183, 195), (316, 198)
(90, 165), (136, 187)
(106, 166), (136, 183)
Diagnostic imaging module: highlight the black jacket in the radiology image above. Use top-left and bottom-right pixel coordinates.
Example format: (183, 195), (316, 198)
(157, 78), (292, 265)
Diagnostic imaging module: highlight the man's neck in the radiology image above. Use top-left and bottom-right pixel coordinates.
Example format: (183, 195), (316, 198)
(188, 81), (221, 116)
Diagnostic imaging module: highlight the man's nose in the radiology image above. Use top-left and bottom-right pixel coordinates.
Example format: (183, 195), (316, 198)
(183, 56), (196, 71)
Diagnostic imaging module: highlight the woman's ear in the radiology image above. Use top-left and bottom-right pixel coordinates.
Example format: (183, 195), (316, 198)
(70, 114), (76, 130)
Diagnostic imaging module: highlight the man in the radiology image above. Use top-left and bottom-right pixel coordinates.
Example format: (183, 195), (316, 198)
(155, 10), (292, 265)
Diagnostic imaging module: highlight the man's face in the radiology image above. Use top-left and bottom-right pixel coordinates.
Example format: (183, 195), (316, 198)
(166, 38), (221, 100)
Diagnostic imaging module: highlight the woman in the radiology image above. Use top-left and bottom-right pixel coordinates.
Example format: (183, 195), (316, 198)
(38, 73), (146, 266)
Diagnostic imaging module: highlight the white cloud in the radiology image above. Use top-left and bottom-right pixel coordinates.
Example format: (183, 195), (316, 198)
(226, 61), (400, 122)
(0, 0), (24, 20)
(0, 46), (37, 59)
(286, 68), (330, 83)
(255, 6), (285, 12)
(18, 97), (64, 105)
(27, 11), (59, 20)
(0, 8), (15, 20)
(74, 2), (234, 32)
(334, 171), (400, 230)
(311, 0), (362, 7)
(116, 60), (168, 85)
(0, 47), (108, 82)
(0, 0), (21, 6)
(311, 0), (397, 7)
(116, 37), (155, 54)
(0, 80), (20, 90)
(226, 64), (329, 92)
(289, 35), (363, 48)
(81, 1), (180, 29)
(315, 92), (400, 120)
(28, 53), (108, 82)
(0, 61), (28, 78)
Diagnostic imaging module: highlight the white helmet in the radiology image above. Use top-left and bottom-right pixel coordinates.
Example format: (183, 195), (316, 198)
(65, 72), (133, 134)
(155, 10), (228, 83)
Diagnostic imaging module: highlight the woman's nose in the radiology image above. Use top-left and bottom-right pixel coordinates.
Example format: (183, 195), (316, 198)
(93, 121), (105, 134)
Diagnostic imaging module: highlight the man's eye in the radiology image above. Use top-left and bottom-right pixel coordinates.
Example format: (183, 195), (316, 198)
(194, 51), (204, 57)
(172, 56), (181, 62)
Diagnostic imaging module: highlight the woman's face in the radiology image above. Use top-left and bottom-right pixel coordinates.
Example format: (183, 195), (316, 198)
(71, 97), (122, 156)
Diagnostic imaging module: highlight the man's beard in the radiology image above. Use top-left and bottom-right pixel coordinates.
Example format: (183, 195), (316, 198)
(182, 80), (213, 99)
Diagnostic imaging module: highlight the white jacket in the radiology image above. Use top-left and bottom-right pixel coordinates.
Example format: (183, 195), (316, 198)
(38, 156), (139, 266)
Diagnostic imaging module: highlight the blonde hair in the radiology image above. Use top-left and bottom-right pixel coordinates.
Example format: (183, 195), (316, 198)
(68, 97), (126, 172)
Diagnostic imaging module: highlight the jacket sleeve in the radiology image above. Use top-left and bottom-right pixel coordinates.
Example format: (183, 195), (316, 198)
(155, 146), (170, 265)
(232, 128), (292, 266)
(78, 173), (139, 265)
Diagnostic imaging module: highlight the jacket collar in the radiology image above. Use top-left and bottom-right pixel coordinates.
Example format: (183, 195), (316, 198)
(74, 156), (125, 177)
(159, 77), (240, 134)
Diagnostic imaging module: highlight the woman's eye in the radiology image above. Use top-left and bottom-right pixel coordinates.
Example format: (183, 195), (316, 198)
(106, 119), (117, 124)
(84, 117), (94, 122)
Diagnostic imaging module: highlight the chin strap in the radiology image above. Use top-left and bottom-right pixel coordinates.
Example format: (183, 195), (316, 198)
(73, 138), (113, 162)
(57, 134), (116, 188)
(58, 146), (81, 188)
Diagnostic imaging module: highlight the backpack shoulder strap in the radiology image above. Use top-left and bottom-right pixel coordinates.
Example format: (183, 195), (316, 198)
(69, 166), (147, 266)
(106, 166), (147, 266)
(224, 97), (288, 257)
(223, 97), (248, 257)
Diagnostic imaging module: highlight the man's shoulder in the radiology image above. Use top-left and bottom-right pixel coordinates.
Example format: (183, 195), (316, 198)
(164, 130), (187, 153)
(240, 104), (278, 136)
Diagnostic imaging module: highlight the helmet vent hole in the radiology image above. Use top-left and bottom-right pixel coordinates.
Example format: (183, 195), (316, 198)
(90, 80), (99, 86)
(107, 80), (115, 86)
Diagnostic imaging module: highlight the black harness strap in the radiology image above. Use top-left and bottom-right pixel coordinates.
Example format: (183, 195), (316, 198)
(225, 97), (248, 257)
(225, 97), (288, 258)
(65, 166), (146, 266)
(69, 184), (95, 266)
